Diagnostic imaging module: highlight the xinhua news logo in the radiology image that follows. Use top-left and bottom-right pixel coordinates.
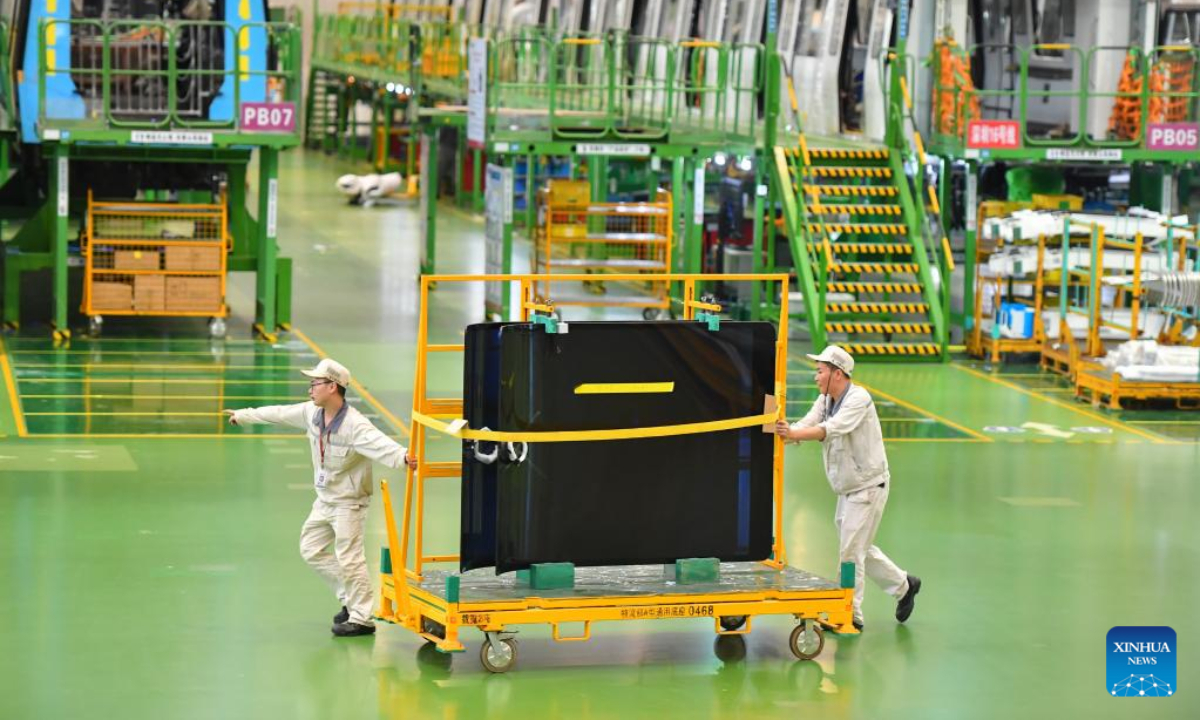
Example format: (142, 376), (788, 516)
(1107, 626), (1176, 697)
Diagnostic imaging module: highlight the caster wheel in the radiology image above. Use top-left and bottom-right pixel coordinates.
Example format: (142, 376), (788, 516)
(88, 316), (103, 337)
(209, 318), (227, 339)
(713, 635), (747, 663)
(480, 637), (517, 674)
(789, 621), (824, 661)
(719, 615), (747, 632)
(642, 308), (663, 321)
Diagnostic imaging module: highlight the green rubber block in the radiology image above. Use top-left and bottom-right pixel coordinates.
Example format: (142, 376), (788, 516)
(529, 563), (575, 590)
(445, 575), (461, 603)
(675, 557), (720, 585)
(840, 561), (855, 589)
(515, 569), (531, 584)
(380, 548), (392, 574)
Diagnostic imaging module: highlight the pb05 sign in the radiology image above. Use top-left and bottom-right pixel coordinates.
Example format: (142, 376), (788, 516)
(1146, 122), (1199, 151)
(240, 102), (296, 133)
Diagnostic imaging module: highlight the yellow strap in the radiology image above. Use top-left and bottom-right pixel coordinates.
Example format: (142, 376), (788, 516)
(411, 410), (776, 443)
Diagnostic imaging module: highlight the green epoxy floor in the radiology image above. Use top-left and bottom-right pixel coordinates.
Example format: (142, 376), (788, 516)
(2, 150), (1198, 719)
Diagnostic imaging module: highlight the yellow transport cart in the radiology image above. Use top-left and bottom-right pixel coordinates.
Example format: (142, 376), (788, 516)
(81, 192), (230, 337)
(375, 272), (857, 673)
(533, 181), (673, 319)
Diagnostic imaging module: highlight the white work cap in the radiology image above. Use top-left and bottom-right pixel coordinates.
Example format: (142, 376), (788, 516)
(806, 346), (854, 376)
(301, 358), (352, 388)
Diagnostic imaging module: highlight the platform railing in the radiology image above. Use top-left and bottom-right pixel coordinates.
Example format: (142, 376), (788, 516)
(39, 19), (301, 131)
(930, 39), (1200, 152)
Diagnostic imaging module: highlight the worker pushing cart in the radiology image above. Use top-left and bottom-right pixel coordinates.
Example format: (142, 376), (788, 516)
(776, 346), (921, 631)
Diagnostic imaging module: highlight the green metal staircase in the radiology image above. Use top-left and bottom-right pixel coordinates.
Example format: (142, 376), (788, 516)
(772, 59), (951, 359)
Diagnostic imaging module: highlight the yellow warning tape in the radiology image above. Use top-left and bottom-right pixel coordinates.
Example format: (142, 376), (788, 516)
(411, 410), (777, 443)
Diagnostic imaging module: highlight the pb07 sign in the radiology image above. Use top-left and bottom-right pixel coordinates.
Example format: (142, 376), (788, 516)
(1147, 122), (1199, 151)
(240, 102), (296, 133)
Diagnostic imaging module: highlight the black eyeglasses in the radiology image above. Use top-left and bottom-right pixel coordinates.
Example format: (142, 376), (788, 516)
(308, 380), (333, 389)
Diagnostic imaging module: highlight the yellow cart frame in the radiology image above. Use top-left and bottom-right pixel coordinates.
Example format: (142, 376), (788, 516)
(376, 272), (856, 672)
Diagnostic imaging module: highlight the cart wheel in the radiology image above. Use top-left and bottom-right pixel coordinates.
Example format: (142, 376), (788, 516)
(480, 637), (518, 674)
(209, 318), (227, 339)
(719, 615), (747, 632)
(88, 316), (103, 337)
(642, 308), (663, 321)
(713, 635), (747, 663)
(789, 621), (824, 661)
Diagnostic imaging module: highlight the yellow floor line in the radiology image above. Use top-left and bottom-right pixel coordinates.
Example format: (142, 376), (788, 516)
(292, 328), (411, 438)
(861, 383), (993, 442)
(0, 335), (29, 437)
(1126, 419), (1200, 425)
(950, 364), (1175, 444)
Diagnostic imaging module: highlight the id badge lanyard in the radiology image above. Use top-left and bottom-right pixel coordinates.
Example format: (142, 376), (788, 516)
(317, 426), (332, 488)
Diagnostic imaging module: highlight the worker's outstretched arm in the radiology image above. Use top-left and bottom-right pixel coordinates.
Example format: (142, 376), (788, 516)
(351, 422), (418, 470)
(224, 403), (309, 430)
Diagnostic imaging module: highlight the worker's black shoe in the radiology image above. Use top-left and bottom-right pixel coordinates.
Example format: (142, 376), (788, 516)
(853, 619), (864, 632)
(896, 575), (921, 623)
(333, 606), (349, 624)
(332, 622), (376, 637)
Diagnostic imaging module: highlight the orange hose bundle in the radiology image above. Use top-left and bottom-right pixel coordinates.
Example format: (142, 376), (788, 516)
(1107, 51), (1144, 141)
(1149, 55), (1195, 123)
(934, 40), (980, 135)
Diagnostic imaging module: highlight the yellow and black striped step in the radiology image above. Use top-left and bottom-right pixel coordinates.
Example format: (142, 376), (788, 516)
(804, 166), (892, 179)
(829, 262), (921, 274)
(825, 302), (930, 314)
(828, 281), (924, 294)
(814, 204), (902, 216)
(807, 242), (912, 254)
(807, 223), (908, 235)
(803, 185), (898, 197)
(808, 148), (890, 161)
(826, 321), (934, 334)
(842, 342), (942, 356)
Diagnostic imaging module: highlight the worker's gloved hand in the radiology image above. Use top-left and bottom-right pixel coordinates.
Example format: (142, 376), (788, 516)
(774, 419), (794, 441)
(223, 409), (238, 426)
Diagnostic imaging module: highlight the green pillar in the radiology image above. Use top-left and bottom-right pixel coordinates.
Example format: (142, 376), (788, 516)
(670, 156), (688, 307)
(751, 165), (765, 319)
(963, 163), (978, 332)
(50, 145), (70, 338)
(4, 255), (22, 328)
(228, 162), (249, 255)
(524, 154), (536, 232)
(473, 148), (483, 213)
(256, 147), (280, 336)
(421, 128), (438, 276)
(687, 159), (704, 274)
